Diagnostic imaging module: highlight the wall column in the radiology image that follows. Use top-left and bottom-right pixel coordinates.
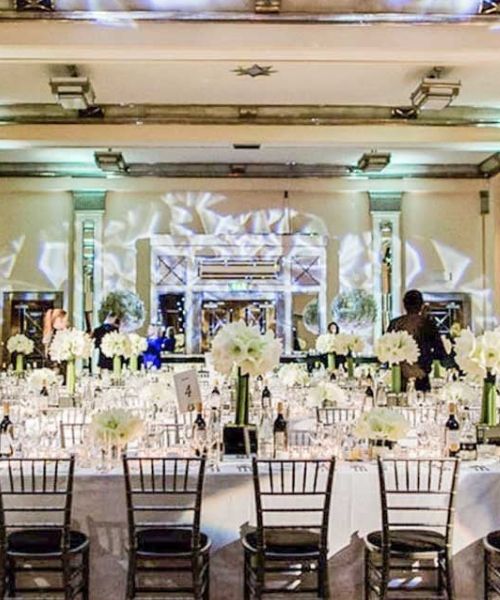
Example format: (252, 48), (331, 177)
(72, 191), (106, 331)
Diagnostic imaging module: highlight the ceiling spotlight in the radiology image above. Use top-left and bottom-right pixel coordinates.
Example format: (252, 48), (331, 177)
(255, 0), (281, 13)
(357, 151), (391, 173)
(410, 68), (461, 110)
(94, 150), (128, 173)
(14, 0), (53, 10)
(50, 77), (96, 110)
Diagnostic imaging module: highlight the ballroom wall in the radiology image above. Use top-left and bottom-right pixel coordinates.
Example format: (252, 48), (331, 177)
(0, 176), (497, 340)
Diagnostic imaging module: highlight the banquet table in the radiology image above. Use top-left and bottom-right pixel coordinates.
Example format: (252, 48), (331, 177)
(63, 460), (500, 600)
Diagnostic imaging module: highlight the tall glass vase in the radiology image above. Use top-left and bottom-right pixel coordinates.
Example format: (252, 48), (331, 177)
(346, 354), (355, 379)
(129, 354), (138, 372)
(391, 364), (402, 394)
(113, 356), (122, 380)
(15, 353), (24, 374)
(66, 359), (76, 396)
(327, 352), (337, 372)
(481, 371), (497, 426)
(235, 367), (250, 426)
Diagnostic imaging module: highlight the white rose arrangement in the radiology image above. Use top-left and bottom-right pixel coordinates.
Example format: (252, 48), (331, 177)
(354, 408), (410, 443)
(7, 334), (34, 355)
(49, 329), (93, 362)
(211, 321), (282, 377)
(277, 363), (310, 388)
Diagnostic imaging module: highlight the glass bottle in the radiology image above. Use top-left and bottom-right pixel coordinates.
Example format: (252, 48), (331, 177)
(459, 407), (477, 461)
(445, 402), (460, 458)
(273, 401), (288, 458)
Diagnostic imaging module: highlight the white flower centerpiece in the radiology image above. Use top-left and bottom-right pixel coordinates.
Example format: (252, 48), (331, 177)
(49, 328), (93, 395)
(277, 363), (310, 388)
(7, 334), (34, 374)
(211, 321), (282, 453)
(354, 407), (410, 457)
(374, 331), (420, 394)
(455, 328), (500, 426)
(315, 333), (338, 371)
(127, 333), (147, 372)
(333, 333), (364, 379)
(27, 368), (58, 395)
(101, 331), (131, 379)
(310, 381), (346, 408)
(91, 408), (144, 469)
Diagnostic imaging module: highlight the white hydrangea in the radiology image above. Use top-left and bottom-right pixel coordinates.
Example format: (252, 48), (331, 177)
(7, 334), (34, 355)
(211, 321), (282, 377)
(277, 363), (310, 388)
(374, 331), (420, 366)
(49, 329), (93, 361)
(101, 332), (132, 359)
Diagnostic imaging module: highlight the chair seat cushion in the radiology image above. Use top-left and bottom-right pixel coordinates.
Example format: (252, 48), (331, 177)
(486, 531), (500, 551)
(366, 529), (446, 554)
(136, 527), (210, 555)
(243, 528), (321, 555)
(8, 529), (88, 556)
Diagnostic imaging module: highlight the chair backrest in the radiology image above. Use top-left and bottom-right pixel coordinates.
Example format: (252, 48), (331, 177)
(316, 407), (360, 426)
(0, 456), (75, 551)
(123, 455), (206, 550)
(252, 457), (336, 552)
(146, 423), (185, 448)
(377, 458), (460, 549)
(396, 407), (438, 428)
(288, 430), (314, 449)
(59, 422), (86, 449)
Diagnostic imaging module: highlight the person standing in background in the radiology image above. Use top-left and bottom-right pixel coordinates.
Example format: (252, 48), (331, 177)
(91, 314), (120, 370)
(388, 289), (446, 392)
(42, 308), (68, 361)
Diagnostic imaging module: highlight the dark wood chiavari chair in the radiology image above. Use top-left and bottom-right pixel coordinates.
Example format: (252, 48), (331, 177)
(365, 457), (460, 600)
(242, 457), (336, 599)
(0, 455), (89, 599)
(123, 454), (211, 599)
(59, 422), (87, 449)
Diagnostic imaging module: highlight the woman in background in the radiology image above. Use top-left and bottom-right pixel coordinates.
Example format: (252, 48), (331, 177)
(163, 326), (176, 353)
(42, 308), (68, 360)
(143, 325), (165, 370)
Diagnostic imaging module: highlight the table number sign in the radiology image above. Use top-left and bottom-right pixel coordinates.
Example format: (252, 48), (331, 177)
(173, 370), (202, 414)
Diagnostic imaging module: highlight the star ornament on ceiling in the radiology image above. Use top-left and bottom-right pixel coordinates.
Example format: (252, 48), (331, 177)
(233, 64), (277, 78)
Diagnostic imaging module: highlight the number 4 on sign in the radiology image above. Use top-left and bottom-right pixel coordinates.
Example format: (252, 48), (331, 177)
(174, 370), (202, 414)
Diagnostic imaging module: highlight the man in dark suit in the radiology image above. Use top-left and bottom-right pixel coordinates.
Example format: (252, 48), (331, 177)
(388, 290), (446, 392)
(91, 314), (120, 370)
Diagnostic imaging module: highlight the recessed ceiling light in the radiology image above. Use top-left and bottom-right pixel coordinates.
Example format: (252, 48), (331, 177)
(50, 77), (96, 110)
(233, 65), (276, 78)
(233, 144), (261, 150)
(15, 0), (53, 10)
(479, 1), (499, 14)
(410, 68), (461, 110)
(94, 150), (128, 173)
(254, 0), (281, 13)
(357, 151), (391, 173)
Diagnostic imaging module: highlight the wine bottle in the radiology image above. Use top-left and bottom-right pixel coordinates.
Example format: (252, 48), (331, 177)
(459, 407), (477, 461)
(258, 401), (274, 458)
(0, 402), (14, 457)
(445, 402), (460, 458)
(273, 402), (288, 458)
(192, 402), (207, 457)
(262, 385), (271, 403)
(209, 385), (221, 408)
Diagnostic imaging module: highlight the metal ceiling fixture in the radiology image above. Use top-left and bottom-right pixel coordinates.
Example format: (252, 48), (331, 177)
(49, 77), (96, 110)
(14, 0), (53, 9)
(254, 0), (281, 13)
(233, 64), (276, 78)
(356, 151), (391, 173)
(479, 1), (500, 14)
(94, 150), (128, 173)
(410, 67), (461, 111)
